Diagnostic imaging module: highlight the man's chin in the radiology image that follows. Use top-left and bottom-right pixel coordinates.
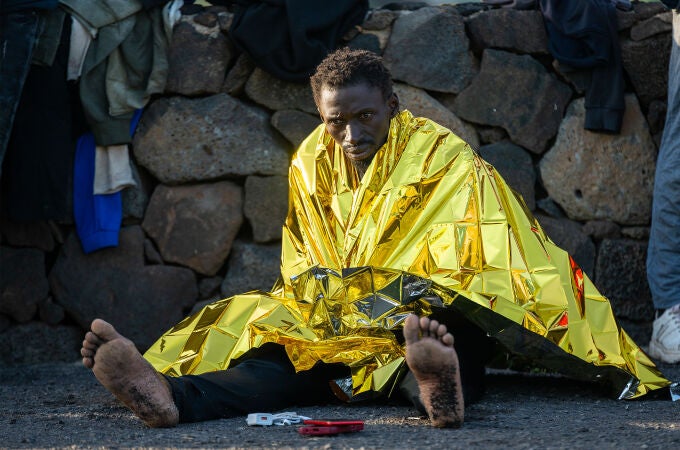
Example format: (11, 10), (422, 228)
(344, 149), (377, 162)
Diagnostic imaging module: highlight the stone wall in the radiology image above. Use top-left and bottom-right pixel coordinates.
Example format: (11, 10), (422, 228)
(0, 1), (673, 363)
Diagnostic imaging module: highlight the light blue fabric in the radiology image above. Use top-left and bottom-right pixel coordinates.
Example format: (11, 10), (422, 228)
(647, 10), (680, 310)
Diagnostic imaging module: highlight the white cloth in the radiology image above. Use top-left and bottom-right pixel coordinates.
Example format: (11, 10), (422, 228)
(67, 16), (92, 81)
(93, 144), (137, 194)
(164, 0), (184, 39)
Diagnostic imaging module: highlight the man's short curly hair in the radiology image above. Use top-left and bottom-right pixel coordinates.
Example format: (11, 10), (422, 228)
(310, 47), (393, 107)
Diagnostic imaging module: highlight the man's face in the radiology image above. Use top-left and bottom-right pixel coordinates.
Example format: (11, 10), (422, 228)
(317, 82), (398, 166)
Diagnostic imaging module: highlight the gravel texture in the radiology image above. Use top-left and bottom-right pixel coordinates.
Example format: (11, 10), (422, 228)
(1, 361), (679, 449)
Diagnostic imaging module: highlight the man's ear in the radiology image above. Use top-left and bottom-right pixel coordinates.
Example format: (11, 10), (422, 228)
(389, 93), (400, 118)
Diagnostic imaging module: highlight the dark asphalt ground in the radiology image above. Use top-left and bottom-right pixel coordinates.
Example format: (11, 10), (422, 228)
(1, 360), (679, 449)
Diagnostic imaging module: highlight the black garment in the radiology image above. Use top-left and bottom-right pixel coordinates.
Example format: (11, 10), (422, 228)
(0, 9), (41, 175)
(539, 0), (625, 133)
(661, 0), (679, 9)
(1, 14), (86, 221)
(165, 345), (348, 423)
(0, 0), (58, 13)
(228, 0), (369, 82)
(166, 312), (492, 423)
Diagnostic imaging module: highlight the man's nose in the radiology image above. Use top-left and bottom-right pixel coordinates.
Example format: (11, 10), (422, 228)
(344, 122), (360, 144)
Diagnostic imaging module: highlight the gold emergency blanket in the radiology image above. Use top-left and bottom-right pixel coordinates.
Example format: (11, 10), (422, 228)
(144, 110), (669, 399)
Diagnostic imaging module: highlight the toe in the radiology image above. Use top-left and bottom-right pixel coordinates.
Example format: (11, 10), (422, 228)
(428, 319), (440, 337)
(419, 316), (431, 336)
(91, 318), (122, 342)
(436, 323), (448, 338)
(82, 356), (94, 369)
(404, 314), (421, 344)
(83, 334), (100, 349)
(81, 347), (94, 358)
(441, 333), (454, 348)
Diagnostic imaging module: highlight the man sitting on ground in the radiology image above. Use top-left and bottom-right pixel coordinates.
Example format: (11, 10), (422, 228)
(81, 48), (668, 430)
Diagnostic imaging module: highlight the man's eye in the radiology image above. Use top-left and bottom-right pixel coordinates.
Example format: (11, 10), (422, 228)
(360, 112), (374, 120)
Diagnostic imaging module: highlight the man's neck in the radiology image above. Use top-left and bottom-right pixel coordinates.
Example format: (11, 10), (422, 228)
(350, 158), (372, 179)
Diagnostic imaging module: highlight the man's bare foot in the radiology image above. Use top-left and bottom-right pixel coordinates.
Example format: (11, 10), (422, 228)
(404, 314), (464, 428)
(81, 319), (179, 428)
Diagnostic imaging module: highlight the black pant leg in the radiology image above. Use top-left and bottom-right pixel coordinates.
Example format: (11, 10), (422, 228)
(165, 344), (349, 423)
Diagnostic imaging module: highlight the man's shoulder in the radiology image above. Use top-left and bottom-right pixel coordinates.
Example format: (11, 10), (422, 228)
(290, 123), (330, 168)
(400, 110), (470, 151)
(294, 123), (327, 152)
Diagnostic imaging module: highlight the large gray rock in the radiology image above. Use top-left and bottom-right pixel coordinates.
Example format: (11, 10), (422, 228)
(244, 176), (288, 243)
(359, 9), (397, 51)
(594, 239), (654, 321)
(121, 160), (151, 220)
(220, 240), (282, 298)
(0, 247), (48, 323)
(363, 9), (398, 30)
(477, 126), (508, 145)
(478, 141), (535, 211)
(383, 7), (477, 93)
(582, 220), (621, 241)
(38, 297), (65, 325)
(165, 17), (234, 96)
(142, 182), (244, 276)
(0, 322), (82, 365)
(394, 83), (480, 149)
(198, 276), (223, 300)
(535, 214), (596, 276)
(133, 94), (290, 184)
(348, 32), (382, 55)
(222, 53), (256, 96)
(536, 197), (566, 219)
(630, 11), (673, 41)
(621, 33), (672, 109)
(49, 226), (197, 350)
(551, 61), (588, 96)
(245, 68), (317, 114)
(0, 218), (54, 252)
(144, 238), (163, 265)
(540, 95), (656, 225)
(466, 9), (549, 54)
(453, 49), (572, 154)
(621, 226), (650, 240)
(646, 99), (667, 138)
(617, 1), (669, 31)
(271, 110), (321, 148)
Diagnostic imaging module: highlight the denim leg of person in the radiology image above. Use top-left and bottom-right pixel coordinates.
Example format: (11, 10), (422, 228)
(0, 11), (41, 175)
(647, 10), (680, 310)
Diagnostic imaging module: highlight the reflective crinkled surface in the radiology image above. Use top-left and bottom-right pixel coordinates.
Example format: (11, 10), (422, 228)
(144, 110), (668, 399)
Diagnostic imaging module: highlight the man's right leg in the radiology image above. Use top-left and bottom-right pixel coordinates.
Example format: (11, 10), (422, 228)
(81, 319), (179, 428)
(164, 344), (347, 423)
(82, 319), (347, 427)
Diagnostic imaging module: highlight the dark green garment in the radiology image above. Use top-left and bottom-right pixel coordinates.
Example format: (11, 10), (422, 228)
(60, 0), (169, 145)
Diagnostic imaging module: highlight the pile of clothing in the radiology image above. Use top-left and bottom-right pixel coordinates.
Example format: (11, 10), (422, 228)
(0, 0), (181, 251)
